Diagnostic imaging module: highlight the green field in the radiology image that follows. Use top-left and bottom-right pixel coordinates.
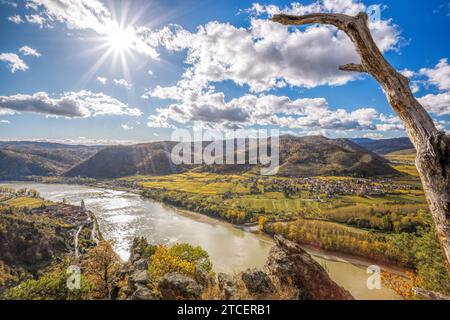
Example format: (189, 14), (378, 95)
(128, 169), (428, 227)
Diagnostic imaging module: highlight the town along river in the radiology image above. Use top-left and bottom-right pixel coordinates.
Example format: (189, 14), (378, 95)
(2, 182), (402, 300)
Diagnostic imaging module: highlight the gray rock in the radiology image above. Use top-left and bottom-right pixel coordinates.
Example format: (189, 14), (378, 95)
(217, 273), (239, 300)
(131, 284), (156, 300)
(129, 269), (149, 285)
(134, 258), (148, 271)
(158, 272), (202, 300)
(241, 269), (276, 297)
(194, 266), (215, 288)
(131, 253), (141, 263)
(265, 235), (354, 300)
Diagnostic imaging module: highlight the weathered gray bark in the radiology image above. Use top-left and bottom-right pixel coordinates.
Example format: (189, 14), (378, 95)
(272, 12), (450, 274)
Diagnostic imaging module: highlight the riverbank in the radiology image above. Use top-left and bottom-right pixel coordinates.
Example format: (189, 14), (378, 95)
(0, 181), (404, 299)
(171, 201), (409, 277)
(5, 179), (411, 275)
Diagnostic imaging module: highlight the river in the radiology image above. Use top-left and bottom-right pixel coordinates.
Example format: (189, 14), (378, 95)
(1, 182), (402, 300)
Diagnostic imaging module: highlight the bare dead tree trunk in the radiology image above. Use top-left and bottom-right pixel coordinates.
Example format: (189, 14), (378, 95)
(272, 12), (450, 274)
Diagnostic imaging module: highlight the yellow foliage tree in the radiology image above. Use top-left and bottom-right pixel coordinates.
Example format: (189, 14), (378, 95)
(82, 241), (122, 299)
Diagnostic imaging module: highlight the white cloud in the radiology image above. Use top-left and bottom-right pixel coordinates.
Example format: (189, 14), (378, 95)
(19, 45), (41, 57)
(147, 87), (382, 132)
(96, 76), (107, 84)
(245, 0), (365, 17)
(24, 1), (399, 89)
(25, 0), (159, 58)
(363, 133), (384, 139)
(0, 108), (16, 116)
(114, 78), (131, 89)
(141, 89), (151, 99)
(412, 58), (450, 116)
(418, 91), (450, 116)
(376, 114), (404, 131)
(0, 53), (28, 72)
(121, 124), (133, 131)
(400, 68), (415, 79)
(1, 0), (17, 7)
(0, 91), (142, 118)
(8, 15), (23, 24)
(144, 1), (400, 115)
(0, 120), (11, 124)
(420, 58), (450, 91)
(148, 70), (153, 75)
(25, 14), (46, 26)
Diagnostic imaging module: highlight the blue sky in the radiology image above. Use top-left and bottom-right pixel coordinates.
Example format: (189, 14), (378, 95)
(0, 0), (449, 143)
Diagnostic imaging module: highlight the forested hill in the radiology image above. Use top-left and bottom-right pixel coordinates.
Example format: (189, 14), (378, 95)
(65, 135), (399, 179)
(0, 136), (407, 180)
(0, 142), (102, 180)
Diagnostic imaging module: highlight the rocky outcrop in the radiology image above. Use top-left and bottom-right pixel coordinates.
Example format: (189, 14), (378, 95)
(158, 272), (202, 300)
(241, 269), (276, 297)
(194, 265), (215, 288)
(130, 284), (155, 300)
(265, 235), (354, 300)
(112, 235), (354, 301)
(111, 237), (155, 300)
(217, 273), (239, 300)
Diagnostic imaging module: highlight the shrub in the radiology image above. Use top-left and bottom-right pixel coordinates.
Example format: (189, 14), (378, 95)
(4, 262), (92, 300)
(148, 243), (212, 281)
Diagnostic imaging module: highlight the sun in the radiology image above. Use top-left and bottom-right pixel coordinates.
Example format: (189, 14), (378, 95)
(106, 25), (134, 52)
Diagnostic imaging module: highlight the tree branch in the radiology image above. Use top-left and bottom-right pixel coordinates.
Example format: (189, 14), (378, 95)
(271, 12), (450, 275)
(339, 63), (366, 73)
(272, 13), (351, 29)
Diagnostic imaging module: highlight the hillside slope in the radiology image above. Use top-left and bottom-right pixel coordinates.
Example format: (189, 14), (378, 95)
(65, 141), (187, 179)
(0, 142), (102, 180)
(276, 135), (398, 177)
(67, 136), (399, 178)
(352, 137), (414, 155)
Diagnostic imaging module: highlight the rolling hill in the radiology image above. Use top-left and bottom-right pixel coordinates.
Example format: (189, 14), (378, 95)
(65, 135), (399, 178)
(275, 135), (398, 177)
(65, 141), (189, 179)
(351, 137), (414, 155)
(0, 142), (102, 180)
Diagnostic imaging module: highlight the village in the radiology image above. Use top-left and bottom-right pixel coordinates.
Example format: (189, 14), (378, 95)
(0, 187), (99, 257)
(259, 176), (420, 198)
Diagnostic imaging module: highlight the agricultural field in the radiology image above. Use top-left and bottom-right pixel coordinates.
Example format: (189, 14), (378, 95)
(386, 149), (419, 177)
(0, 186), (52, 209)
(126, 167), (428, 228)
(4, 197), (47, 209)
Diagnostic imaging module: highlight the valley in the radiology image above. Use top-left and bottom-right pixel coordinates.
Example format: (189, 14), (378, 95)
(1, 136), (449, 299)
(0, 182), (402, 299)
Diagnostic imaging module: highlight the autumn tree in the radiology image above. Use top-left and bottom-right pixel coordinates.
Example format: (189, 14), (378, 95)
(82, 241), (121, 299)
(272, 12), (450, 273)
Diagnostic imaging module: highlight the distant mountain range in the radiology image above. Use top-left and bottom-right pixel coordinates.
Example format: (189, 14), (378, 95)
(351, 137), (414, 155)
(0, 136), (415, 180)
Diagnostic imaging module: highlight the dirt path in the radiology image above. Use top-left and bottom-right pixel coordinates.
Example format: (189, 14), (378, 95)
(74, 226), (83, 260)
